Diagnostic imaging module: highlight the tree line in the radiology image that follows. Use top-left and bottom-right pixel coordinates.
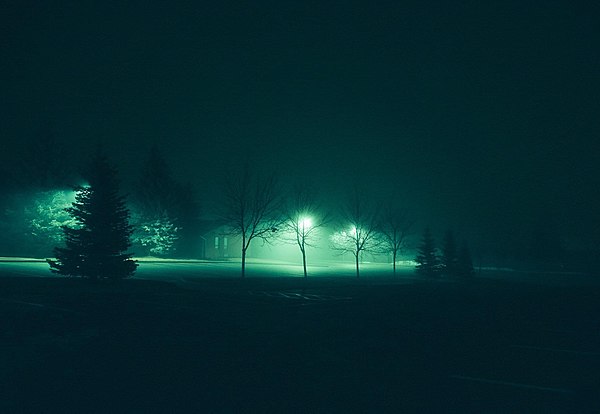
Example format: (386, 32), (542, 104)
(5, 128), (595, 276)
(48, 150), (472, 279)
(3, 141), (474, 280)
(414, 228), (475, 278)
(0, 141), (200, 260)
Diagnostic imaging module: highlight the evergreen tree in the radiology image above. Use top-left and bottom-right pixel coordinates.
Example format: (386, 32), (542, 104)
(415, 227), (440, 277)
(441, 230), (459, 277)
(170, 181), (201, 258)
(135, 145), (175, 215)
(48, 152), (137, 279)
(457, 240), (475, 277)
(131, 146), (200, 258)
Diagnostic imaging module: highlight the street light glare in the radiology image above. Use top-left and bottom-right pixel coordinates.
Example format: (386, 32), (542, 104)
(299, 216), (312, 231)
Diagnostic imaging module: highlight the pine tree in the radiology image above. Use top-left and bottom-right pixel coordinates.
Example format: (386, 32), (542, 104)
(441, 230), (459, 277)
(48, 152), (137, 279)
(415, 227), (440, 277)
(131, 146), (200, 258)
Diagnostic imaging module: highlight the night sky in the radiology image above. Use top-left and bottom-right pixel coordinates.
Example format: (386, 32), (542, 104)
(2, 1), (599, 255)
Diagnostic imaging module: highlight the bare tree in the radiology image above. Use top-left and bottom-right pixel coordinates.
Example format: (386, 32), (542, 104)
(378, 203), (414, 275)
(221, 167), (282, 278)
(330, 189), (380, 278)
(281, 186), (328, 278)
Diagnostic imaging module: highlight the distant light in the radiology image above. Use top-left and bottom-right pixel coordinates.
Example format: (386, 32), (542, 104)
(298, 216), (312, 232)
(349, 225), (357, 236)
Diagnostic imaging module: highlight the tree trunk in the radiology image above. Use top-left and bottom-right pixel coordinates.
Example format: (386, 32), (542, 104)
(355, 253), (360, 278)
(393, 250), (397, 276)
(241, 248), (246, 278)
(302, 249), (307, 278)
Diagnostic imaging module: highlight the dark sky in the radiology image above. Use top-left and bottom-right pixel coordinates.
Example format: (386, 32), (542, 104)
(2, 1), (599, 252)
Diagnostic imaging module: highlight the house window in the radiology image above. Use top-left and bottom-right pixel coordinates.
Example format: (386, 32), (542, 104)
(223, 237), (228, 250)
(214, 236), (219, 250)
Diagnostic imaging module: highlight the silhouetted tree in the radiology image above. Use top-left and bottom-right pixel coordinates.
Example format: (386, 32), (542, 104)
(441, 230), (458, 277)
(331, 189), (380, 278)
(48, 152), (137, 279)
(130, 146), (199, 257)
(378, 203), (413, 275)
(221, 167), (282, 278)
(415, 227), (440, 277)
(2, 129), (78, 256)
(457, 240), (475, 277)
(170, 181), (201, 258)
(281, 185), (328, 278)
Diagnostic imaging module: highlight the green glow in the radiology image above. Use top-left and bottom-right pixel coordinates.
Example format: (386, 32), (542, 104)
(29, 189), (77, 236)
(298, 216), (312, 232)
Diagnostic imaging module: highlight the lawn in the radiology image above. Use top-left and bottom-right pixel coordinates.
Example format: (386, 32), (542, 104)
(1, 267), (599, 413)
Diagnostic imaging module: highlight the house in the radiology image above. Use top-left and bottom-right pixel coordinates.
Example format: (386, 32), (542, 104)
(200, 223), (240, 260)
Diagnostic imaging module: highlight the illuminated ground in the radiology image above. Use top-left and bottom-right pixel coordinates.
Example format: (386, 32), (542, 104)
(1, 260), (599, 412)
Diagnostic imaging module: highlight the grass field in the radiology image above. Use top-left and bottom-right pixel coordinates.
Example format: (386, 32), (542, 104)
(1, 261), (599, 412)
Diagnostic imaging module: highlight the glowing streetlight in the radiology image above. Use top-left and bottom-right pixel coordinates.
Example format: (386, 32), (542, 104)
(298, 216), (313, 232)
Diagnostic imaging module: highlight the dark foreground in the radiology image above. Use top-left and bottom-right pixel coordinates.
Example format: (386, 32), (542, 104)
(1, 275), (599, 413)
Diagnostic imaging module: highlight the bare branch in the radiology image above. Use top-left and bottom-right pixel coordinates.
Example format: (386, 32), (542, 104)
(377, 201), (415, 275)
(219, 166), (283, 277)
(330, 188), (381, 278)
(279, 185), (329, 277)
